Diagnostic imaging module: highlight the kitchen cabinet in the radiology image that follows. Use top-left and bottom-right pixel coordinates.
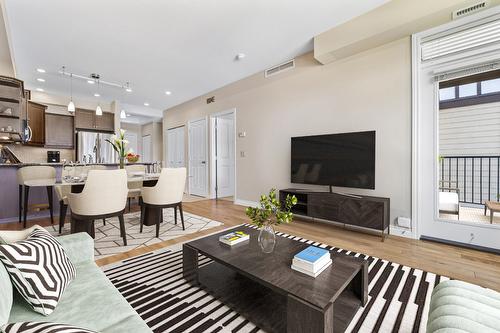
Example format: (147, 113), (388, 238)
(75, 109), (114, 132)
(45, 113), (75, 148)
(26, 101), (46, 146)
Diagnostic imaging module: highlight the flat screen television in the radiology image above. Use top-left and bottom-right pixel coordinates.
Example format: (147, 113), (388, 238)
(291, 131), (375, 189)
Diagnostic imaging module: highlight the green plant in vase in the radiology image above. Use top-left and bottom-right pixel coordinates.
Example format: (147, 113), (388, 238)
(106, 129), (130, 169)
(246, 189), (297, 253)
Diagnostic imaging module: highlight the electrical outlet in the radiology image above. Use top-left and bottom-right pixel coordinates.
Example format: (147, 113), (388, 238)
(238, 131), (246, 138)
(240, 151), (246, 158)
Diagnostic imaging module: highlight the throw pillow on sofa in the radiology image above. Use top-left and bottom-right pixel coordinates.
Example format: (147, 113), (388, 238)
(0, 229), (76, 316)
(0, 226), (45, 244)
(2, 321), (97, 333)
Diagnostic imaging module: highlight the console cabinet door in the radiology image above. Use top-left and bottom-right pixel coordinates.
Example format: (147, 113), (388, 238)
(308, 193), (341, 221)
(338, 199), (384, 229)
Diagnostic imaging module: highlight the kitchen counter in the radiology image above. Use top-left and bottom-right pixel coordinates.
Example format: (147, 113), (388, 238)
(0, 162), (157, 223)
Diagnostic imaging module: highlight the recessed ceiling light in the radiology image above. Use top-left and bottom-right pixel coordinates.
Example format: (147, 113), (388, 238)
(36, 68), (46, 73)
(37, 78), (45, 82)
(144, 102), (149, 106)
(87, 80), (95, 84)
(36, 88), (44, 92)
(165, 91), (172, 95)
(126, 88), (132, 92)
(235, 53), (246, 60)
(94, 93), (100, 97)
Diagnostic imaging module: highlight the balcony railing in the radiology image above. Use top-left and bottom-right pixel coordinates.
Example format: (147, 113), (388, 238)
(440, 156), (500, 205)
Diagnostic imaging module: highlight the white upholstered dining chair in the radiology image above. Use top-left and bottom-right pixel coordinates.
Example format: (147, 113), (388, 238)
(68, 169), (129, 245)
(125, 164), (146, 212)
(140, 168), (187, 237)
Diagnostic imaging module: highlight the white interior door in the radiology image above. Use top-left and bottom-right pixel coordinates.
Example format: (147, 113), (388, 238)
(214, 113), (235, 198)
(188, 118), (208, 196)
(124, 132), (138, 155)
(167, 127), (185, 168)
(142, 135), (152, 163)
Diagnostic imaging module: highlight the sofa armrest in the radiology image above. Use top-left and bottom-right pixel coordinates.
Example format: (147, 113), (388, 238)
(57, 232), (94, 265)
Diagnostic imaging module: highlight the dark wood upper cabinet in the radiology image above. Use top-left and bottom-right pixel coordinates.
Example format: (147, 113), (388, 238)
(26, 101), (46, 146)
(95, 112), (114, 131)
(45, 113), (75, 148)
(75, 109), (114, 132)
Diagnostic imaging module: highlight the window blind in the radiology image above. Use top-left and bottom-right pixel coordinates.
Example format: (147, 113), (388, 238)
(421, 17), (500, 61)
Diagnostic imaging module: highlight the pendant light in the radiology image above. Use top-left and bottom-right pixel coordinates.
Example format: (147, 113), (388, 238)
(95, 79), (102, 116)
(120, 109), (126, 119)
(62, 66), (75, 113)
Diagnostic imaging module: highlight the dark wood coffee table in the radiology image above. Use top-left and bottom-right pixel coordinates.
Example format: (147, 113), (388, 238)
(183, 226), (367, 333)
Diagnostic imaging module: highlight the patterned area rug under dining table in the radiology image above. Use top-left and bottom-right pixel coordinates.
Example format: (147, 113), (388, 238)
(101, 224), (450, 333)
(45, 210), (223, 260)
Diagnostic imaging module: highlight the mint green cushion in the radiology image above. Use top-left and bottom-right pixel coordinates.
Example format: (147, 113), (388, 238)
(0, 260), (13, 328)
(427, 280), (500, 333)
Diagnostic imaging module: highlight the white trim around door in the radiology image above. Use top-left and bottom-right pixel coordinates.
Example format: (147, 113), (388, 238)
(187, 117), (209, 197)
(210, 109), (237, 200)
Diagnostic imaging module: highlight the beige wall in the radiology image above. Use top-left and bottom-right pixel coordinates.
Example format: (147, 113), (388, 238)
(141, 122), (163, 162)
(121, 122), (142, 156)
(0, 3), (13, 76)
(164, 37), (412, 225)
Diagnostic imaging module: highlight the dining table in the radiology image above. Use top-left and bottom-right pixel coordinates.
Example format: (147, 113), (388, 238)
(23, 173), (162, 228)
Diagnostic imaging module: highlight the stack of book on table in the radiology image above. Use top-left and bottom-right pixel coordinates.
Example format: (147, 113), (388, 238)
(219, 231), (249, 246)
(291, 245), (332, 277)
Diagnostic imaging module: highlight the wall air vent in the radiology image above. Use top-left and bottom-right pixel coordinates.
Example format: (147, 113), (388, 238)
(452, 1), (489, 20)
(265, 59), (295, 78)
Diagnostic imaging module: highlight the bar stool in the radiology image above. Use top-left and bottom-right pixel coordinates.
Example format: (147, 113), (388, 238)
(17, 166), (57, 228)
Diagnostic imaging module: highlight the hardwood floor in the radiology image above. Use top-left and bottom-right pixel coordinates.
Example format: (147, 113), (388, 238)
(2, 199), (500, 291)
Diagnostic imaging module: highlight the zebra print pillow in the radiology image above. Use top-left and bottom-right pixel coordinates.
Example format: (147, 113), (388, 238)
(2, 321), (97, 333)
(0, 229), (76, 316)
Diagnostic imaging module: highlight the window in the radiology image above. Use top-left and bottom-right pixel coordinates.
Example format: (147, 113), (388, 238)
(439, 69), (500, 109)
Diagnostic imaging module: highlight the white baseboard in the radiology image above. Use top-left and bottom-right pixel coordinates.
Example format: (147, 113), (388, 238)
(390, 225), (416, 239)
(233, 199), (259, 207)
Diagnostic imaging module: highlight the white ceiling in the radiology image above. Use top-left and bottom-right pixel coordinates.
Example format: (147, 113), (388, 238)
(3, 0), (387, 115)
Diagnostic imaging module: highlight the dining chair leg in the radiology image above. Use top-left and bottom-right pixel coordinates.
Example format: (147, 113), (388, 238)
(103, 218), (106, 226)
(90, 220), (96, 239)
(46, 186), (54, 224)
(140, 202), (146, 233)
(128, 197), (131, 212)
(23, 186), (30, 228)
(179, 203), (185, 231)
(59, 201), (67, 234)
(155, 208), (161, 238)
(118, 214), (127, 246)
(174, 206), (178, 225)
(18, 185), (22, 224)
(70, 216), (76, 234)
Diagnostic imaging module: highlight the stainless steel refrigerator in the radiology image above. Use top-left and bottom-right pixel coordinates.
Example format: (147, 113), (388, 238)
(77, 131), (116, 164)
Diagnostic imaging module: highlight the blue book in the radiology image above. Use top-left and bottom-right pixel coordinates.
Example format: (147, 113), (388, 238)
(294, 246), (329, 264)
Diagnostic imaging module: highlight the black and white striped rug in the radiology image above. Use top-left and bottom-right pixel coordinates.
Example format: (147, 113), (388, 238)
(101, 225), (449, 333)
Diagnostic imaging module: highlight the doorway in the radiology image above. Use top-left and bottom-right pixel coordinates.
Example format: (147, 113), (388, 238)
(167, 126), (185, 168)
(188, 118), (208, 197)
(142, 135), (152, 162)
(210, 110), (236, 200)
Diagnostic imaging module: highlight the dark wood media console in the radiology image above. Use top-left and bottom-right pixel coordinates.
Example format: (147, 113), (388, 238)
(279, 189), (390, 240)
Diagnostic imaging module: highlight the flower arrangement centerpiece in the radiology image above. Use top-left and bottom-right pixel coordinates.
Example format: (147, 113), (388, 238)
(245, 189), (297, 253)
(105, 129), (130, 169)
(126, 152), (140, 163)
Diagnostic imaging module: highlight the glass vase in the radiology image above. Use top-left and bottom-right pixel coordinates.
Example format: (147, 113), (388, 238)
(119, 157), (125, 169)
(258, 222), (276, 253)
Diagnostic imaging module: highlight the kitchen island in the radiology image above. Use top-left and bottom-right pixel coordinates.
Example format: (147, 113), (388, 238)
(0, 162), (155, 223)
